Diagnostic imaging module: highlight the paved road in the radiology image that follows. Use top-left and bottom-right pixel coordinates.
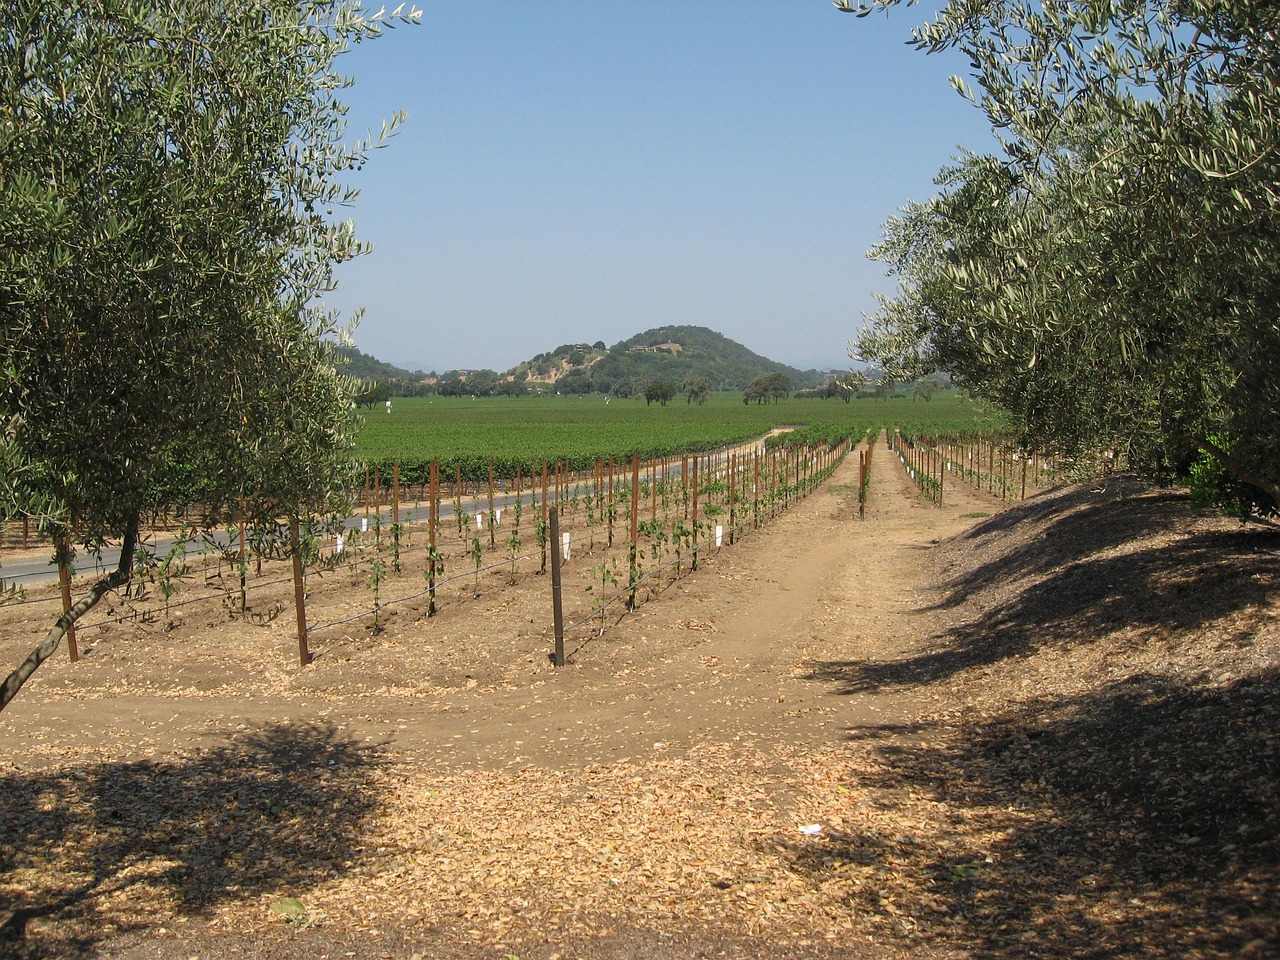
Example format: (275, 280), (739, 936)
(0, 443), (774, 592)
(1, 492), (540, 590)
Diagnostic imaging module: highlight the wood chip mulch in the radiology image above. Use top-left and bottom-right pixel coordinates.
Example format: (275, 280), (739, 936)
(1, 474), (1277, 960)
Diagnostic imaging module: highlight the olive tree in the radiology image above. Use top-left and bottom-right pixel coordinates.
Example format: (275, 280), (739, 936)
(743, 372), (791, 405)
(645, 379), (677, 406)
(0, 0), (421, 710)
(844, 0), (1280, 509)
(683, 375), (712, 405)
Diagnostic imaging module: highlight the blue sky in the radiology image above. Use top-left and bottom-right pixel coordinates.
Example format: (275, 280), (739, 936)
(323, 0), (995, 373)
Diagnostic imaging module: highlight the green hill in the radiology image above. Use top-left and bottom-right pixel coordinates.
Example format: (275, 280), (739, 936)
(509, 325), (826, 395)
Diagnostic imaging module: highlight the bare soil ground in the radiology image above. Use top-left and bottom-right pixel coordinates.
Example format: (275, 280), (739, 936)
(0, 437), (1276, 960)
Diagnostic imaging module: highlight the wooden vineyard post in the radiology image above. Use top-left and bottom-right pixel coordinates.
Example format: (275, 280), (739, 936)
(607, 457), (615, 548)
(762, 455), (773, 522)
(541, 461), (549, 574)
(937, 447), (944, 507)
(859, 449), (867, 520)
(781, 449), (789, 507)
(781, 447), (788, 510)
(591, 458), (600, 538)
(753, 452), (761, 529)
(773, 445), (777, 491)
(429, 460), (439, 616)
(57, 535), (78, 663)
(767, 450), (775, 517)
(728, 453), (737, 545)
(373, 466), (381, 520)
(390, 465), (401, 570)
(660, 458), (668, 517)
(488, 461), (496, 549)
(549, 507), (565, 667)
(679, 455), (687, 521)
(650, 456), (658, 522)
(865, 446), (872, 517)
(453, 464), (462, 538)
(691, 455), (700, 571)
(237, 505), (247, 614)
(363, 467), (370, 517)
(936, 447), (943, 506)
(628, 453), (640, 611)
(393, 463), (400, 526)
(289, 517), (310, 667)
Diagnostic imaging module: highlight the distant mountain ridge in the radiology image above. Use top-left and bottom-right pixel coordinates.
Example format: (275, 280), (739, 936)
(346, 325), (834, 395)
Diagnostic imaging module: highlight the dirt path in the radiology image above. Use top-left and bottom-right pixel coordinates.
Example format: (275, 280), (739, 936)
(0, 436), (1018, 959)
(0, 437), (1005, 771)
(525, 431), (1006, 767)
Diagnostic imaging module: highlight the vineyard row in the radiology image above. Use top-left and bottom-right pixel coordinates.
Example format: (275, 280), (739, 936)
(19, 432), (866, 670)
(890, 430), (1061, 505)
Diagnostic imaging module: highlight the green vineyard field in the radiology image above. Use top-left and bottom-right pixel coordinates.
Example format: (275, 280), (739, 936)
(355, 392), (1003, 482)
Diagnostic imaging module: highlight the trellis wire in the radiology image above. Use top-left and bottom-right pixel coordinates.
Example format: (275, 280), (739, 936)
(305, 548), (544, 636)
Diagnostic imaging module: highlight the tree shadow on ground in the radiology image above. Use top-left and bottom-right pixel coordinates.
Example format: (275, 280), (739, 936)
(0, 721), (386, 959)
(788, 480), (1279, 955)
(786, 672), (1280, 958)
(940, 477), (1195, 586)
(805, 506), (1279, 696)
